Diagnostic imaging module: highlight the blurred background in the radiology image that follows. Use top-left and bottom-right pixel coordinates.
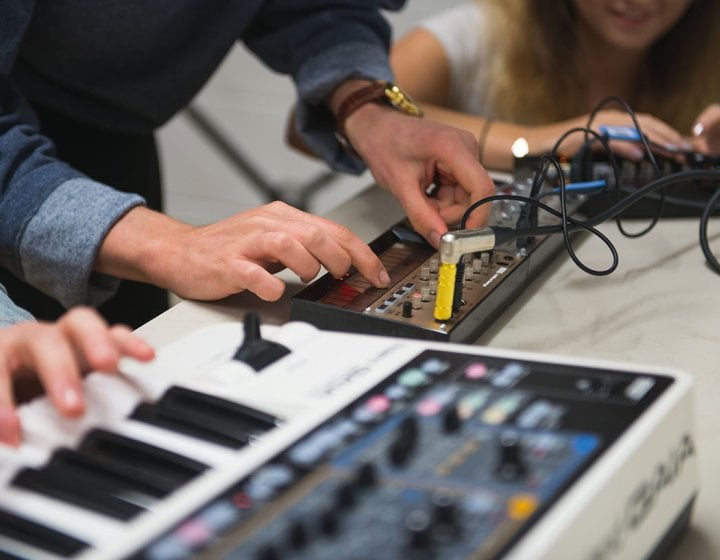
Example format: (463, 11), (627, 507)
(157, 0), (460, 225)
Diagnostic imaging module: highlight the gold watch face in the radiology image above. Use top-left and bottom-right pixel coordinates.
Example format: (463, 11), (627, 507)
(382, 82), (423, 118)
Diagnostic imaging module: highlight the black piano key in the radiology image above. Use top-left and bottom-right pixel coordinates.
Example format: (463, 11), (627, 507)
(163, 386), (280, 431)
(78, 429), (208, 488)
(130, 402), (247, 448)
(12, 467), (144, 521)
(130, 386), (280, 449)
(0, 507), (87, 557)
(48, 448), (171, 499)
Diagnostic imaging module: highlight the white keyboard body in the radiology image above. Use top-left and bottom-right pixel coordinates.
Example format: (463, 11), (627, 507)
(0, 321), (697, 560)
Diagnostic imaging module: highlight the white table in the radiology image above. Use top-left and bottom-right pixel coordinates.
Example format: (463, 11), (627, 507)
(137, 185), (720, 559)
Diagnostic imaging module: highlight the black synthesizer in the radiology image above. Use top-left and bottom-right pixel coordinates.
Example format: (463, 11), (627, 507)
(291, 173), (586, 342)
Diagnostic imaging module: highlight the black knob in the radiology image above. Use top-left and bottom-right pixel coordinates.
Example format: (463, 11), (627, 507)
(402, 301), (413, 317)
(287, 520), (307, 549)
(442, 405), (462, 433)
(255, 545), (280, 560)
(431, 494), (462, 543)
(355, 462), (378, 488)
(389, 438), (414, 467)
(233, 312), (291, 371)
(335, 481), (356, 509)
(318, 508), (340, 536)
(495, 430), (527, 481)
(432, 494), (458, 527)
(399, 415), (419, 443)
(576, 376), (612, 399)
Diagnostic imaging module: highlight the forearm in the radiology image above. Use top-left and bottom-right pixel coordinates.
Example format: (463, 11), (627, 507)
(94, 206), (191, 289)
(415, 104), (584, 172)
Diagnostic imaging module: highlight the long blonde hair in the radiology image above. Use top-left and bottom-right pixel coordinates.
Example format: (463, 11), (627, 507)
(482, 0), (720, 133)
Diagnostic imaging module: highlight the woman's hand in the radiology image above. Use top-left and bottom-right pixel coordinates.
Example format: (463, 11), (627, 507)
(692, 103), (720, 155)
(528, 109), (689, 162)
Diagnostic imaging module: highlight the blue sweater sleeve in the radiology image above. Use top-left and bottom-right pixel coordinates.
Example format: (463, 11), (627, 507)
(1, 6), (144, 308)
(243, 0), (406, 174)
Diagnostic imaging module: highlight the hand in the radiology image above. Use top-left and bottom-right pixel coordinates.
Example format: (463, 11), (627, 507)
(97, 201), (391, 302)
(0, 307), (155, 447)
(344, 103), (496, 248)
(529, 109), (689, 162)
(692, 103), (720, 155)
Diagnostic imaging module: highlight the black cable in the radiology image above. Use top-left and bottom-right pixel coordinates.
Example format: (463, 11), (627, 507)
(585, 96), (663, 176)
(490, 169), (720, 273)
(464, 132), (621, 275)
(583, 96), (667, 237)
(462, 193), (619, 276)
(460, 95), (720, 277)
(700, 186), (720, 271)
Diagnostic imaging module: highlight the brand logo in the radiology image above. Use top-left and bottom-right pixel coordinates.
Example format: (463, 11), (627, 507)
(585, 433), (695, 560)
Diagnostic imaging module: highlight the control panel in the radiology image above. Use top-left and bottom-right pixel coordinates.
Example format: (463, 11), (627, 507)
(135, 339), (691, 560)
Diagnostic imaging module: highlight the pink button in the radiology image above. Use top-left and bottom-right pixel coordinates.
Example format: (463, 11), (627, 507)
(365, 394), (391, 414)
(465, 362), (489, 379)
(416, 398), (443, 416)
(178, 519), (211, 545)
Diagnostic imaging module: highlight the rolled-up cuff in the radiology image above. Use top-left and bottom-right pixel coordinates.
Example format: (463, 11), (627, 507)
(294, 42), (393, 174)
(19, 178), (145, 308)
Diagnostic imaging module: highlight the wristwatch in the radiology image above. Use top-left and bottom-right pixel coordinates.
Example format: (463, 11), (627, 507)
(335, 80), (423, 154)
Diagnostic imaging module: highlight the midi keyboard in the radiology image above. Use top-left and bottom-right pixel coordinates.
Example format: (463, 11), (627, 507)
(0, 319), (697, 560)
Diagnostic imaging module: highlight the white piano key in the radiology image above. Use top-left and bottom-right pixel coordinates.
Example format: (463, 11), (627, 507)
(0, 441), (50, 486)
(0, 485), (124, 546)
(0, 535), (64, 560)
(18, 373), (148, 450)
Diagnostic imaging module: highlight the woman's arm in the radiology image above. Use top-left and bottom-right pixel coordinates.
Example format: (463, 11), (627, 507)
(391, 27), (688, 170)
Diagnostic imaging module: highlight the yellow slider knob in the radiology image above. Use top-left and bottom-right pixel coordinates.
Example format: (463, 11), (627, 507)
(433, 263), (456, 321)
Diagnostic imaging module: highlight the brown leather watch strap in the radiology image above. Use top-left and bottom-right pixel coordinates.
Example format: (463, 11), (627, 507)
(334, 81), (389, 153)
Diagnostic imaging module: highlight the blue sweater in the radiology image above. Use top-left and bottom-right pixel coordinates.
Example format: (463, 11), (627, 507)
(0, 0), (400, 320)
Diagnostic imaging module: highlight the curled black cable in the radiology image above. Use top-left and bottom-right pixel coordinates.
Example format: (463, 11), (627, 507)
(542, 153), (617, 275)
(461, 94), (720, 277)
(465, 135), (620, 275)
(461, 192), (619, 276)
(586, 96), (663, 176)
(583, 96), (667, 236)
(700, 186), (720, 271)
(461, 169), (720, 275)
